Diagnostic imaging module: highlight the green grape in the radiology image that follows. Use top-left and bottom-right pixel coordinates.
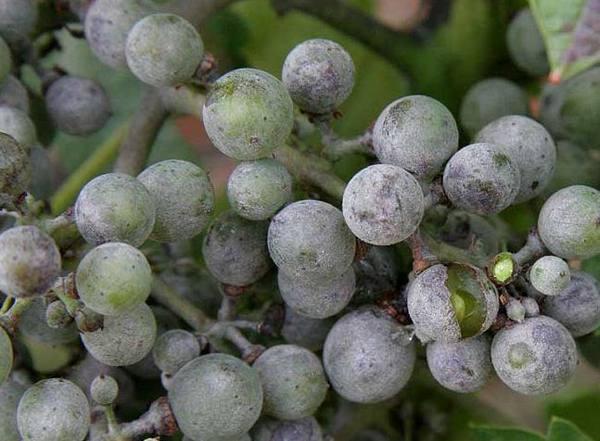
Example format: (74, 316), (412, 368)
(0, 132), (30, 199)
(254, 344), (328, 420)
(529, 256), (570, 296)
(138, 159), (214, 242)
(84, 0), (150, 69)
(202, 211), (271, 287)
(0, 75), (30, 113)
(0, 36), (11, 84)
(0, 105), (37, 152)
(282, 38), (355, 114)
(17, 378), (90, 441)
(543, 140), (600, 196)
(372, 95), (459, 180)
(76, 242), (152, 316)
(74, 172), (156, 247)
(0, 376), (28, 441)
(169, 353), (263, 441)
(126, 13), (203, 87)
(227, 159), (292, 221)
(152, 329), (200, 375)
(459, 78), (528, 137)
(506, 9), (549, 77)
(538, 185), (600, 259)
(203, 68), (294, 160)
(0, 226), (61, 298)
(0, 0), (38, 46)
(0, 325), (12, 385)
(90, 374), (119, 405)
(81, 303), (157, 367)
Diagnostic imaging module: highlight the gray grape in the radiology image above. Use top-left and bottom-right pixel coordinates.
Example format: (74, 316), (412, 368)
(0, 0), (38, 46)
(0, 105), (37, 152)
(0, 132), (30, 199)
(90, 374), (119, 405)
(152, 329), (200, 375)
(529, 256), (571, 296)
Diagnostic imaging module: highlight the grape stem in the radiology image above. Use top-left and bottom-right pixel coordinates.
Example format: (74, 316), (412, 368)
(315, 119), (374, 159)
(512, 228), (547, 268)
(0, 298), (34, 334)
(119, 397), (178, 439)
(406, 229), (439, 274)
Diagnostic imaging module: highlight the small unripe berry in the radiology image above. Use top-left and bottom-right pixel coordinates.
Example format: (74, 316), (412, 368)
(152, 329), (200, 375)
(20, 298), (78, 345)
(90, 374), (119, 405)
(529, 256), (570, 296)
(45, 301), (73, 329)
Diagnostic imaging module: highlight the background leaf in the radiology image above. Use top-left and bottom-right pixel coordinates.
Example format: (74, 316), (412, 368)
(470, 425), (546, 441)
(547, 417), (595, 441)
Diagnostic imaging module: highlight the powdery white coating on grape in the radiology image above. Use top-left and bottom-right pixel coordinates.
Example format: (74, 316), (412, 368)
(268, 200), (356, 282)
(543, 271), (600, 337)
(538, 185), (600, 259)
(0, 377), (27, 441)
(17, 378), (90, 441)
(281, 306), (334, 351)
(252, 417), (323, 441)
(18, 298), (78, 344)
(474, 115), (556, 203)
(491, 315), (577, 395)
(254, 344), (328, 420)
(138, 160), (214, 242)
(126, 13), (204, 87)
(278, 267), (356, 319)
(227, 159), (292, 221)
(84, 0), (149, 69)
(522, 297), (540, 318)
(0, 75), (29, 114)
(342, 164), (424, 245)
(76, 242), (152, 316)
(459, 78), (529, 137)
(443, 143), (521, 215)
(282, 38), (355, 114)
(0, 106), (36, 151)
(407, 263), (499, 343)
(506, 298), (526, 323)
(202, 211), (271, 286)
(323, 306), (416, 403)
(152, 329), (200, 375)
(90, 375), (119, 405)
(81, 303), (157, 367)
(0, 0), (38, 46)
(45, 76), (112, 136)
(203, 68), (294, 160)
(0, 36), (10, 83)
(0, 226), (61, 298)
(0, 326), (12, 385)
(74, 172), (156, 247)
(372, 95), (459, 180)
(426, 334), (492, 393)
(169, 353), (263, 441)
(506, 9), (549, 77)
(529, 256), (571, 296)
(0, 132), (30, 198)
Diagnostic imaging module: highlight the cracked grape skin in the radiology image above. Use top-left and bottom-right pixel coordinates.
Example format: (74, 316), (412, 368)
(323, 306), (416, 403)
(81, 302), (157, 367)
(407, 263), (499, 343)
(0, 132), (30, 199)
(281, 306), (334, 351)
(74, 172), (156, 247)
(169, 353), (263, 441)
(76, 242), (152, 316)
(426, 334), (492, 393)
(0, 105), (37, 152)
(17, 378), (90, 441)
(90, 375), (119, 405)
(282, 38), (355, 114)
(0, 326), (12, 385)
(138, 159), (214, 242)
(84, 0), (150, 69)
(45, 75), (112, 136)
(251, 417), (323, 441)
(490, 315), (577, 395)
(543, 271), (600, 337)
(474, 115), (556, 203)
(372, 95), (459, 180)
(342, 164), (424, 246)
(152, 329), (200, 375)
(254, 344), (328, 420)
(0, 226), (61, 298)
(529, 256), (570, 297)
(268, 199), (356, 282)
(0, 377), (27, 441)
(227, 159), (292, 221)
(0, 0), (38, 46)
(506, 8), (549, 77)
(442, 143), (521, 215)
(203, 68), (294, 160)
(278, 267), (356, 319)
(202, 210), (272, 287)
(459, 78), (529, 138)
(126, 13), (204, 87)
(537, 185), (600, 259)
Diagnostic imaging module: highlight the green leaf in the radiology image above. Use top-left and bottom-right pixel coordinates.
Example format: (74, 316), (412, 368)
(470, 425), (546, 441)
(547, 417), (595, 441)
(528, 0), (600, 80)
(546, 392), (600, 440)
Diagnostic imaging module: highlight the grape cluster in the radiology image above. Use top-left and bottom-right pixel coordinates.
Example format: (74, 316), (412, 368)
(0, 4), (598, 441)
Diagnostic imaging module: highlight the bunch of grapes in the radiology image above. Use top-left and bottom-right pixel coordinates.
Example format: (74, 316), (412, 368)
(0, 1), (598, 441)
